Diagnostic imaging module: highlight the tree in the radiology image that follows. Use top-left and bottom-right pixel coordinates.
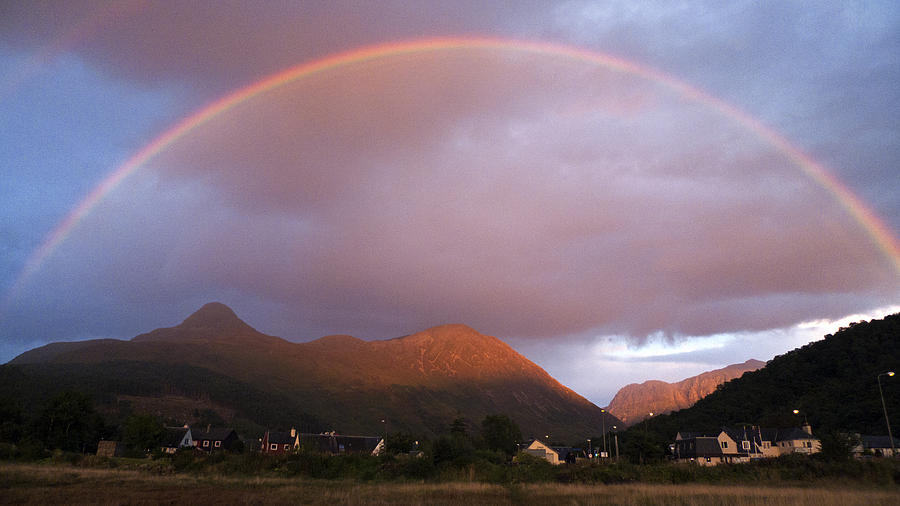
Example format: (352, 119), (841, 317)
(122, 414), (165, 455)
(384, 431), (417, 454)
(450, 417), (468, 438)
(481, 414), (522, 456)
(35, 390), (104, 453)
(0, 396), (24, 443)
(818, 431), (858, 462)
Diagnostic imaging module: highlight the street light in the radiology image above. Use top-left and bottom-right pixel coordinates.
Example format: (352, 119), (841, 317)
(601, 408), (608, 457)
(878, 372), (896, 456)
(612, 425), (619, 461)
(587, 438), (592, 459)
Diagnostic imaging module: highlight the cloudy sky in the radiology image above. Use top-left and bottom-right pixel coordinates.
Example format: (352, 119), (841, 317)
(2, 1), (898, 405)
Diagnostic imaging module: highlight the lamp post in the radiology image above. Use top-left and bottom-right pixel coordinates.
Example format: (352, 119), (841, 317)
(878, 371), (896, 456)
(601, 408), (607, 457)
(613, 425), (619, 462)
(587, 438), (592, 459)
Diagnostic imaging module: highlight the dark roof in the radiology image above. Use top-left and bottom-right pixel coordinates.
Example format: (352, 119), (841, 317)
(265, 431), (295, 445)
(162, 427), (190, 447)
(862, 435), (900, 449)
(194, 428), (237, 441)
(694, 438), (725, 457)
(298, 433), (382, 454)
(549, 447), (584, 461)
(677, 431), (708, 440)
(777, 428), (816, 441)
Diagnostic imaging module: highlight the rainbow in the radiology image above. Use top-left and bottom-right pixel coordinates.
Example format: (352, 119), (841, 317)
(6, 36), (900, 305)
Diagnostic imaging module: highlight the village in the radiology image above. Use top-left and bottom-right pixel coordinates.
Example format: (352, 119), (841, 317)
(94, 420), (899, 466)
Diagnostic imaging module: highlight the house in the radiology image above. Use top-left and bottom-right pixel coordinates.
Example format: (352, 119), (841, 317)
(192, 428), (239, 451)
(773, 424), (820, 454)
(673, 423), (820, 465)
(260, 429), (384, 456)
(855, 435), (900, 457)
(298, 431), (383, 456)
(96, 440), (126, 457)
(673, 431), (748, 466)
(261, 429), (299, 455)
(161, 426), (193, 454)
(522, 439), (584, 465)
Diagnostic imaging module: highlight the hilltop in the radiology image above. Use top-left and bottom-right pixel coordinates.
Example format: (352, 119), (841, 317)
(6, 303), (618, 441)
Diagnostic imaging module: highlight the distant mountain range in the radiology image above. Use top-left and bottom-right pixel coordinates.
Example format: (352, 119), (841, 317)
(6, 302), (618, 442)
(607, 359), (765, 426)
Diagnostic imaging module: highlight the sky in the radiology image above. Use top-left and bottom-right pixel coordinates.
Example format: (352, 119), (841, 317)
(1, 1), (898, 406)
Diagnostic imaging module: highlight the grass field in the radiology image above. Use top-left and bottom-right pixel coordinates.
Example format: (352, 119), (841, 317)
(3, 462), (900, 505)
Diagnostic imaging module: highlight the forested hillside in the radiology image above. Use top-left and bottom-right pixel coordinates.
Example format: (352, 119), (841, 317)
(638, 313), (900, 444)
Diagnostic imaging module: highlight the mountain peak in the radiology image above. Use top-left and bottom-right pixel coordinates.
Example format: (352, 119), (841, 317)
(131, 302), (263, 343)
(180, 302), (244, 329)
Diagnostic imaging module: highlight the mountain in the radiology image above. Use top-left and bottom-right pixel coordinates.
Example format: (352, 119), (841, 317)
(7, 303), (617, 442)
(607, 359), (765, 426)
(639, 313), (900, 441)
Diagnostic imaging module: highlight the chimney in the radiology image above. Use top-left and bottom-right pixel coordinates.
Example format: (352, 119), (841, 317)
(291, 427), (296, 438)
(802, 422), (812, 435)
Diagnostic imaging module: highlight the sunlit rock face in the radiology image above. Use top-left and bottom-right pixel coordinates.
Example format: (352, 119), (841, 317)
(607, 359), (765, 426)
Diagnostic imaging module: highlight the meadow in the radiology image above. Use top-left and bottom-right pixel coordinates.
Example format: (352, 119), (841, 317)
(3, 462), (900, 506)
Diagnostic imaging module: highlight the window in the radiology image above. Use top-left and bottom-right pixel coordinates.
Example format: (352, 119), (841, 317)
(270, 443), (278, 450)
(705, 457), (711, 463)
(742, 441), (750, 450)
(214, 441), (221, 447)
(763, 442), (770, 449)
(203, 441), (209, 447)
(283, 444), (289, 450)
(720, 441), (728, 449)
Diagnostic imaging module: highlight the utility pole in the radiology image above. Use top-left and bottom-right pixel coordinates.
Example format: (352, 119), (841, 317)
(878, 372), (896, 456)
(613, 425), (619, 462)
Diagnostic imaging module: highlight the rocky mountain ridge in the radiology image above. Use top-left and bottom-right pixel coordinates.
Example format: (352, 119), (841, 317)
(607, 359), (765, 426)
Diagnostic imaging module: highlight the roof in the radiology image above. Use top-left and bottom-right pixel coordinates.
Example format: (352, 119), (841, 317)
(194, 428), (237, 441)
(299, 433), (382, 453)
(694, 437), (725, 456)
(550, 447), (583, 461)
(676, 431), (708, 440)
(162, 427), (190, 447)
(777, 427), (816, 441)
(862, 435), (900, 449)
(265, 431), (295, 445)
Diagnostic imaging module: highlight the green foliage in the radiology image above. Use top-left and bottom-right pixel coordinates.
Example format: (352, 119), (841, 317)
(122, 414), (165, 456)
(481, 414), (522, 457)
(620, 430), (666, 464)
(449, 417), (469, 437)
(508, 451), (556, 483)
(383, 431), (417, 454)
(431, 433), (476, 467)
(33, 390), (105, 453)
(0, 395), (24, 443)
(818, 431), (859, 462)
(0, 361), (325, 437)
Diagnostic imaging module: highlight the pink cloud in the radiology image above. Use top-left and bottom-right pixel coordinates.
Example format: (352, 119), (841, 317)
(41, 48), (895, 343)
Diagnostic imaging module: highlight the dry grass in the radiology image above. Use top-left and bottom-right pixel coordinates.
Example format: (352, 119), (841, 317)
(2, 462), (899, 505)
